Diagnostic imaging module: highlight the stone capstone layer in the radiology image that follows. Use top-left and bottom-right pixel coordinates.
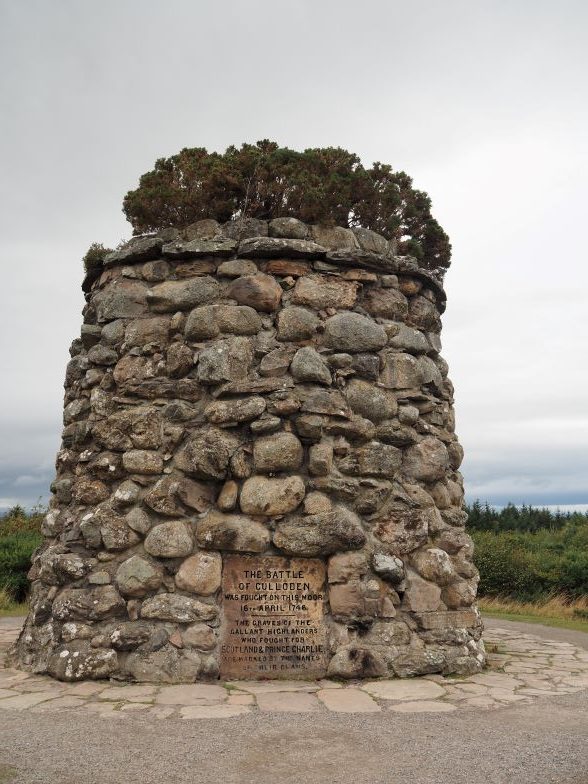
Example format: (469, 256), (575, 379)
(11, 216), (485, 682)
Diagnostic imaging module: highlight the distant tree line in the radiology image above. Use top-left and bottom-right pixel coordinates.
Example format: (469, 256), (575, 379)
(466, 500), (588, 533)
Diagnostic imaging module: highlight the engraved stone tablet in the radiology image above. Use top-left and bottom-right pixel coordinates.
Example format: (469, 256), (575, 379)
(220, 555), (328, 679)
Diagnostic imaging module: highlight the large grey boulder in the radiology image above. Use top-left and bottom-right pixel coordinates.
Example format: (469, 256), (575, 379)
(253, 432), (304, 473)
(161, 238), (237, 258)
(240, 476), (305, 516)
(115, 555), (164, 597)
(146, 276), (220, 312)
(175, 427), (240, 481)
(140, 594), (218, 623)
(273, 507), (366, 556)
(196, 337), (253, 384)
(323, 312), (387, 353)
(196, 510), (270, 553)
(144, 520), (193, 558)
(48, 642), (118, 681)
(290, 347), (332, 386)
(402, 437), (450, 482)
(238, 236), (326, 259)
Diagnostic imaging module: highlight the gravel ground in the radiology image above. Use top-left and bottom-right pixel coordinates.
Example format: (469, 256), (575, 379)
(1, 617), (587, 784)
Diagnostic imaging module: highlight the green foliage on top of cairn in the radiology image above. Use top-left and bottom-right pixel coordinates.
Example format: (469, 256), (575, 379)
(122, 140), (451, 274)
(82, 242), (113, 274)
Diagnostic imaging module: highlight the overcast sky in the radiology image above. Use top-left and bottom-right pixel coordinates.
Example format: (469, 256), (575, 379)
(0, 0), (586, 511)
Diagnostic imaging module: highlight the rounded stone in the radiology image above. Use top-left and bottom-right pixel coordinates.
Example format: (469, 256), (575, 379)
(402, 437), (450, 482)
(227, 273), (282, 312)
(140, 594), (217, 623)
(175, 552), (222, 595)
(144, 520), (194, 558)
(345, 379), (396, 422)
(196, 511), (270, 553)
(276, 306), (320, 341)
(115, 555), (163, 598)
(240, 476), (305, 516)
(323, 312), (387, 353)
(253, 432), (304, 473)
(122, 450), (163, 475)
(290, 347), (332, 386)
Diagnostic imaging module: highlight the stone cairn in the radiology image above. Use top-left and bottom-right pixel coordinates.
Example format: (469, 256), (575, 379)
(12, 216), (486, 682)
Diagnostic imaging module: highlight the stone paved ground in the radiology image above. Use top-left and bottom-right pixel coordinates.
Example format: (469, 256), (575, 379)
(2, 616), (588, 718)
(2, 617), (588, 784)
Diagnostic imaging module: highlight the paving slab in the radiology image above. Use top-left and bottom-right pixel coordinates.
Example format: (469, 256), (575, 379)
(99, 684), (158, 702)
(256, 691), (321, 713)
(317, 688), (380, 713)
(361, 679), (446, 701)
(155, 684), (227, 705)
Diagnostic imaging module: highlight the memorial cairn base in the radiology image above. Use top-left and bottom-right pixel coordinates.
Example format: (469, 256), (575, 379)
(11, 217), (485, 682)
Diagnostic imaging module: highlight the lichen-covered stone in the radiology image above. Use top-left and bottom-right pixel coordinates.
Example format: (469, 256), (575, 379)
(196, 511), (270, 552)
(273, 507), (365, 556)
(196, 337), (253, 384)
(48, 643), (118, 681)
(411, 547), (457, 586)
(253, 432), (303, 473)
(402, 437), (450, 482)
(52, 586), (125, 621)
(162, 237), (237, 258)
(140, 593), (217, 623)
(372, 552), (405, 584)
(338, 443), (402, 477)
(175, 552), (222, 595)
(290, 347), (331, 385)
(115, 555), (164, 597)
(362, 287), (408, 319)
(323, 312), (387, 352)
(175, 427), (240, 481)
(122, 449), (163, 475)
(374, 507), (436, 555)
(204, 396), (266, 424)
(144, 520), (193, 558)
(146, 276), (220, 312)
(240, 476), (305, 516)
(238, 236), (326, 259)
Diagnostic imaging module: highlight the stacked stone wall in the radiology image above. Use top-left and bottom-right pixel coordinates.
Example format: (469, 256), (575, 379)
(12, 216), (485, 682)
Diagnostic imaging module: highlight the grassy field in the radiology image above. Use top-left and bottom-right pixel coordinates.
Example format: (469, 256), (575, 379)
(0, 589), (27, 617)
(479, 595), (588, 633)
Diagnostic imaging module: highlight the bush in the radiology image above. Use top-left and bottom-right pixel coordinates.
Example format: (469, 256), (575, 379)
(0, 506), (43, 602)
(122, 140), (451, 276)
(82, 242), (112, 274)
(0, 532), (42, 602)
(472, 523), (588, 602)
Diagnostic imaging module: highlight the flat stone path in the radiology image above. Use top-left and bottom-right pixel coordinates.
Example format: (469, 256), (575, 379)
(2, 617), (588, 718)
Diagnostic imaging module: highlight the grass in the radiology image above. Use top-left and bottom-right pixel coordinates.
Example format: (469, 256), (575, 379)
(0, 587), (28, 617)
(479, 594), (588, 634)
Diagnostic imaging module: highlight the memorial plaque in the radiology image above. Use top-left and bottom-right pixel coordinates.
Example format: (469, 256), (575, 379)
(220, 555), (328, 679)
